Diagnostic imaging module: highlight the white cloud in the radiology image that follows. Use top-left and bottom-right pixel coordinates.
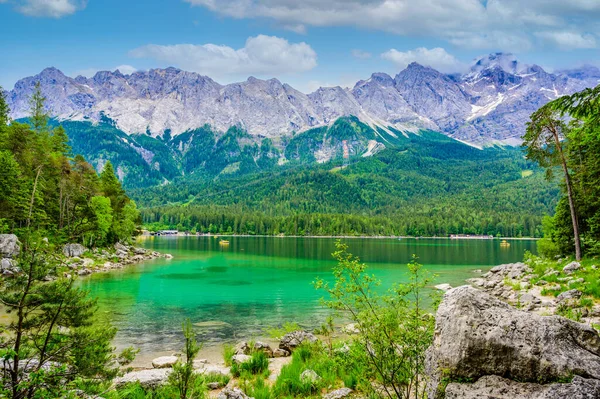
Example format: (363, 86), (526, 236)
(381, 47), (465, 73)
(351, 49), (372, 59)
(282, 24), (307, 34)
(15, 0), (85, 17)
(184, 0), (600, 52)
(534, 31), (597, 50)
(73, 65), (138, 78)
(114, 65), (138, 75)
(129, 35), (317, 78)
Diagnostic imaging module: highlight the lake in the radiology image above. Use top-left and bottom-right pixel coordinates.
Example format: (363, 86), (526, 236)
(78, 236), (536, 355)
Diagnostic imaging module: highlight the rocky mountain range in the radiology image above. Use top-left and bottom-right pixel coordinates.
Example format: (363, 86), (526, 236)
(7, 53), (600, 146)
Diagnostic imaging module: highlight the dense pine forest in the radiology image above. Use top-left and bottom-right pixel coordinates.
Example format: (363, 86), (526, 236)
(134, 131), (556, 237)
(0, 83), (139, 246)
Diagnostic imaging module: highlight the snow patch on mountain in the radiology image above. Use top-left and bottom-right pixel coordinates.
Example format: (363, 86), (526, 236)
(6, 53), (598, 145)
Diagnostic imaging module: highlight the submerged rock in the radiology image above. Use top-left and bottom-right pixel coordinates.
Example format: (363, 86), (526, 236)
(445, 375), (600, 399)
(279, 331), (318, 353)
(426, 286), (600, 398)
(434, 283), (453, 292)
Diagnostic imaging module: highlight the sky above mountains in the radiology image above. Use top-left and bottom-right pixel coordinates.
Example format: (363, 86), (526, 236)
(1, 0), (599, 93)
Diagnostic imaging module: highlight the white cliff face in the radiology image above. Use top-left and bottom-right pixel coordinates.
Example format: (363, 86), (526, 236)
(6, 53), (598, 145)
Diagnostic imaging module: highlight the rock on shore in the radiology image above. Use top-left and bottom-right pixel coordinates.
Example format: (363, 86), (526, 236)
(426, 285), (600, 398)
(445, 375), (600, 399)
(279, 331), (318, 353)
(0, 234), (20, 258)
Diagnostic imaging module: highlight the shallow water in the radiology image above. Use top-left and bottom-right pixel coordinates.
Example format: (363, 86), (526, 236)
(78, 236), (536, 355)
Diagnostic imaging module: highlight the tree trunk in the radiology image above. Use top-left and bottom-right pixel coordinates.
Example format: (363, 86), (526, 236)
(26, 167), (42, 228)
(554, 132), (582, 260)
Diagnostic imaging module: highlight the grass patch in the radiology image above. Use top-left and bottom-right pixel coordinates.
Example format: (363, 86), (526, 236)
(273, 343), (341, 398)
(266, 322), (301, 339)
(231, 351), (270, 378)
(223, 343), (235, 367)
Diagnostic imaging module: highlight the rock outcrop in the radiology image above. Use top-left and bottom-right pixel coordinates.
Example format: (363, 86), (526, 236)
(151, 355), (178, 369)
(235, 341), (274, 358)
(426, 285), (600, 398)
(113, 369), (170, 389)
(279, 331), (318, 353)
(63, 243), (87, 258)
(0, 234), (20, 258)
(323, 388), (353, 399)
(445, 375), (600, 399)
(217, 388), (254, 399)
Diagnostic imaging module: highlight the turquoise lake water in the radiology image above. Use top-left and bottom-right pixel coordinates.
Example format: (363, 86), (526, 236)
(78, 236), (536, 354)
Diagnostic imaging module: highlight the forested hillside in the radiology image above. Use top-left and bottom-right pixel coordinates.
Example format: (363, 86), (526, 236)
(134, 131), (557, 237)
(13, 105), (559, 238)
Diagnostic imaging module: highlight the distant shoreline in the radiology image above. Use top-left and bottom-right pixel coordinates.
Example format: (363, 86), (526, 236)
(139, 233), (539, 241)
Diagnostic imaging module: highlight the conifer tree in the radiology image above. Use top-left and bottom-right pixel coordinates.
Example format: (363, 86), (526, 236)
(29, 82), (48, 134)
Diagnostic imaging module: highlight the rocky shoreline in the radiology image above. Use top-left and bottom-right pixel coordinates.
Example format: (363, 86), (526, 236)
(465, 261), (600, 326)
(61, 241), (173, 277)
(3, 232), (600, 398)
(0, 233), (173, 278)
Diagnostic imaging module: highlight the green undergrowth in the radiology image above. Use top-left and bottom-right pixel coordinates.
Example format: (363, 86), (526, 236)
(525, 253), (600, 300)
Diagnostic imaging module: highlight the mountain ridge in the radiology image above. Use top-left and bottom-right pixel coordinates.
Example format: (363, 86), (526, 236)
(6, 53), (599, 146)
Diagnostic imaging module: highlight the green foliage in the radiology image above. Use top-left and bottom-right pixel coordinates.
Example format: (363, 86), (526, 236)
(40, 114), (556, 238)
(222, 343), (235, 367)
(266, 322), (302, 339)
(243, 377), (273, 399)
(0, 92), (138, 246)
(168, 319), (203, 399)
(136, 141), (553, 237)
(0, 234), (124, 398)
(238, 351), (270, 376)
(314, 241), (438, 399)
(89, 195), (113, 245)
(29, 82), (48, 134)
(527, 83), (600, 258)
(0, 85), (9, 128)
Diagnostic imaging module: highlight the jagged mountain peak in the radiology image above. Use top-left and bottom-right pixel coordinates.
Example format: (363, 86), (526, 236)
(6, 53), (598, 145)
(469, 52), (524, 76)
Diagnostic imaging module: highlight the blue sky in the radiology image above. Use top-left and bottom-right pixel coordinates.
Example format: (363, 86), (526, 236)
(1, 0), (599, 93)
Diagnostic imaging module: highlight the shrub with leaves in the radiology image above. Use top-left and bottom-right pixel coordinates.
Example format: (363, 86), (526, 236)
(0, 234), (134, 399)
(168, 319), (203, 399)
(314, 241), (439, 399)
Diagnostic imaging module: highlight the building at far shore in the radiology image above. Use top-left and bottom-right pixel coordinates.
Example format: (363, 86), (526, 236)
(450, 234), (494, 239)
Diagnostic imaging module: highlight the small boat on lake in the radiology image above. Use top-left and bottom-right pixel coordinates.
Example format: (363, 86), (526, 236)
(219, 240), (230, 245)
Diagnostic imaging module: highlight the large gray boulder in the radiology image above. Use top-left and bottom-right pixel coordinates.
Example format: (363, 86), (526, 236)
(113, 369), (170, 388)
(445, 375), (600, 399)
(1, 258), (16, 271)
(63, 243), (87, 258)
(279, 331), (318, 353)
(151, 355), (178, 369)
(426, 286), (600, 398)
(0, 234), (20, 258)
